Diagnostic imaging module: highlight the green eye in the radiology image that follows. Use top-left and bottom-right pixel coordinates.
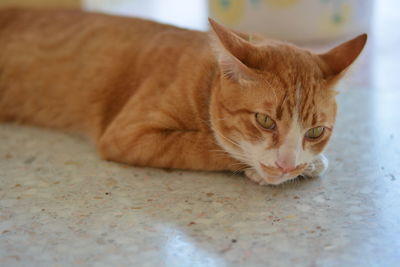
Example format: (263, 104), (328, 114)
(305, 127), (325, 139)
(255, 113), (276, 130)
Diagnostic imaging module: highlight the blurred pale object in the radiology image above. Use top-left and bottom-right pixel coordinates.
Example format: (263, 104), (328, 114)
(209, 0), (373, 42)
(0, 0), (81, 8)
(83, 0), (208, 30)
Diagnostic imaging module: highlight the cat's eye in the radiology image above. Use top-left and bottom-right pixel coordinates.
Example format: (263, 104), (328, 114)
(305, 127), (325, 140)
(255, 113), (276, 130)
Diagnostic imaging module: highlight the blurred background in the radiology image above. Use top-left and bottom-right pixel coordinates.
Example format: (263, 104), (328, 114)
(0, 1), (397, 92)
(0, 0), (374, 43)
(1, 0), (397, 92)
(0, 0), (398, 106)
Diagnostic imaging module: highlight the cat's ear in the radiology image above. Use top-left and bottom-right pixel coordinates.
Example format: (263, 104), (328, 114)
(208, 18), (258, 82)
(319, 34), (367, 79)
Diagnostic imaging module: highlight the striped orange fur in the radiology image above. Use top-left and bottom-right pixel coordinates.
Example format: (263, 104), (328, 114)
(0, 9), (366, 185)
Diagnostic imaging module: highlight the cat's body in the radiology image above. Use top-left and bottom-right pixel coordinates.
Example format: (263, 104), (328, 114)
(0, 9), (213, 141)
(0, 9), (366, 185)
(0, 9), (234, 170)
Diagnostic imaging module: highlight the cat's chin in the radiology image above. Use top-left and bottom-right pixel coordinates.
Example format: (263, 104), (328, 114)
(245, 169), (301, 185)
(245, 169), (299, 185)
(257, 162), (306, 184)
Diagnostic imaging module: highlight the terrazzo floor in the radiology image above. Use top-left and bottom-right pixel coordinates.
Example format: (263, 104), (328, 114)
(1, 1), (400, 267)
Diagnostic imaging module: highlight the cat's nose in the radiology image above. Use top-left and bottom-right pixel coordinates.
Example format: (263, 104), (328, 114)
(275, 160), (297, 173)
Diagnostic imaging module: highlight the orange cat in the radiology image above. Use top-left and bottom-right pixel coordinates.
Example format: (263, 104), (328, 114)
(0, 9), (366, 185)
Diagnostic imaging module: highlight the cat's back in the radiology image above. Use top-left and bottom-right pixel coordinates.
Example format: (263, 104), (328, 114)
(0, 8), (212, 136)
(0, 8), (201, 49)
(0, 8), (210, 93)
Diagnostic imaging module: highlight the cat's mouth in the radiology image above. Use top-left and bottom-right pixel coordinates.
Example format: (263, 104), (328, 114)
(258, 162), (306, 184)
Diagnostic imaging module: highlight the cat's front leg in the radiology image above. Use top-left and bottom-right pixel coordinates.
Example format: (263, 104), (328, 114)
(302, 154), (329, 178)
(98, 124), (243, 171)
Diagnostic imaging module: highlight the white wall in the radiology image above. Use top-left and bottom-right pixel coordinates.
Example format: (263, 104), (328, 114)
(83, 0), (208, 31)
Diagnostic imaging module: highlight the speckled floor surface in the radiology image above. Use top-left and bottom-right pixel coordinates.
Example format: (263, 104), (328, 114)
(1, 2), (400, 267)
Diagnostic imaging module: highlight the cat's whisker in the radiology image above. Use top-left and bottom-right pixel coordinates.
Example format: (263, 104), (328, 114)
(231, 164), (248, 171)
(210, 149), (252, 166)
(212, 148), (248, 159)
(215, 150), (252, 164)
(229, 162), (248, 168)
(213, 129), (242, 148)
(215, 153), (251, 165)
(229, 165), (251, 179)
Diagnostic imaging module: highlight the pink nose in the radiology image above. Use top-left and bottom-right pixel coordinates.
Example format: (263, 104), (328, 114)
(275, 160), (297, 173)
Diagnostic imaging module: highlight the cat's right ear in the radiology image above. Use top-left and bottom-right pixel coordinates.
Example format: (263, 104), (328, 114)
(208, 18), (258, 82)
(319, 33), (367, 79)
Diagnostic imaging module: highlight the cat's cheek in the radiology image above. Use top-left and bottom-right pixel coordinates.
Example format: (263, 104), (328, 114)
(240, 139), (278, 167)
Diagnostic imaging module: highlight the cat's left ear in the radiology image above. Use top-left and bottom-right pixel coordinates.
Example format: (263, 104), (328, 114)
(208, 18), (259, 82)
(319, 34), (367, 79)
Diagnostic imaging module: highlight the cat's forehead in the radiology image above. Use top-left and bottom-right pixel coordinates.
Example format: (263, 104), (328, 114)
(256, 43), (323, 77)
(256, 71), (335, 125)
(255, 45), (328, 98)
(279, 85), (335, 127)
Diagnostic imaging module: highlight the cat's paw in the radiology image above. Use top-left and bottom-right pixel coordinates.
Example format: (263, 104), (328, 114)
(245, 169), (270, 186)
(303, 154), (329, 178)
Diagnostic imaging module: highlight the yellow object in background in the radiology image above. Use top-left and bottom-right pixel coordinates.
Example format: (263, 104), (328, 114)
(210, 0), (245, 25)
(264, 0), (299, 9)
(0, 0), (81, 8)
(319, 3), (352, 37)
(209, 0), (373, 42)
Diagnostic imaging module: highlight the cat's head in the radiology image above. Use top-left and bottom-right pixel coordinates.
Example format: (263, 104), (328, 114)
(209, 19), (366, 185)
